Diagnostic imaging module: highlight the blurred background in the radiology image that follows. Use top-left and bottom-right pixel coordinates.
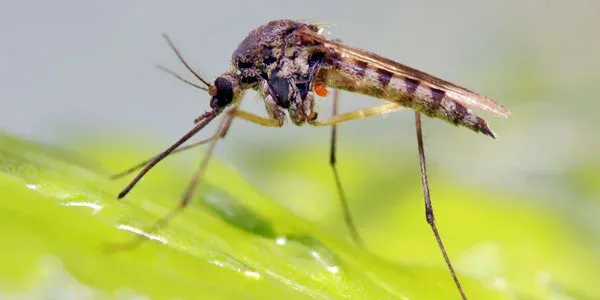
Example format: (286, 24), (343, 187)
(1, 0), (599, 298)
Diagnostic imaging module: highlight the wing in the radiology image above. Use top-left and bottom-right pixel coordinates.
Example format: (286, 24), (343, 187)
(297, 27), (510, 118)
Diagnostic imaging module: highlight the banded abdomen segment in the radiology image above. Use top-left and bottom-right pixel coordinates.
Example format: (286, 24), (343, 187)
(315, 56), (496, 138)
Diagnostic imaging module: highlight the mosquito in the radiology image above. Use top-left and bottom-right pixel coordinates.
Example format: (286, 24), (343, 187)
(112, 19), (510, 299)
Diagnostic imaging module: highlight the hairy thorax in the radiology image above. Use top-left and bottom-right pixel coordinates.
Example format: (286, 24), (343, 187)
(231, 20), (324, 122)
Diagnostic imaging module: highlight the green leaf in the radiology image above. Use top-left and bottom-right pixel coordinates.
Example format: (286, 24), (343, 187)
(0, 132), (594, 299)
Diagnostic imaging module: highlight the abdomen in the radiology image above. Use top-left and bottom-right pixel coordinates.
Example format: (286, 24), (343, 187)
(315, 57), (495, 138)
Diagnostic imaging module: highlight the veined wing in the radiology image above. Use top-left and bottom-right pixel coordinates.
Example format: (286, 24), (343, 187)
(297, 27), (510, 118)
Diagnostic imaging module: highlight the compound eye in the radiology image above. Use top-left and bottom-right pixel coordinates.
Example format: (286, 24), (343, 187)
(210, 77), (234, 109)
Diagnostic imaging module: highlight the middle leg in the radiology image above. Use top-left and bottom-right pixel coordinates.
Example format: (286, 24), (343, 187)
(328, 89), (366, 248)
(310, 100), (405, 247)
(309, 102), (404, 127)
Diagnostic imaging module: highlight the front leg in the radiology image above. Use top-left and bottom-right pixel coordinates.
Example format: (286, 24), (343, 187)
(298, 87), (318, 122)
(289, 85), (317, 125)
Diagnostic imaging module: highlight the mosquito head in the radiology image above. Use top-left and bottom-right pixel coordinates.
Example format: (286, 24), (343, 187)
(208, 72), (242, 109)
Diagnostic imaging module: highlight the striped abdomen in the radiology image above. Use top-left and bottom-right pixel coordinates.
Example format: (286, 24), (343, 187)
(315, 57), (496, 138)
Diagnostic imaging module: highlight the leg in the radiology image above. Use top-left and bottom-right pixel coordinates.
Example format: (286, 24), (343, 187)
(328, 89), (365, 248)
(108, 108), (284, 250)
(116, 109), (222, 199)
(175, 108), (284, 215)
(154, 109), (283, 227)
(414, 112), (467, 300)
(111, 137), (219, 180)
(309, 102), (404, 127)
(110, 107), (279, 180)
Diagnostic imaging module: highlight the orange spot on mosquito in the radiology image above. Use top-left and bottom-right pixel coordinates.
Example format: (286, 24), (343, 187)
(314, 83), (329, 97)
